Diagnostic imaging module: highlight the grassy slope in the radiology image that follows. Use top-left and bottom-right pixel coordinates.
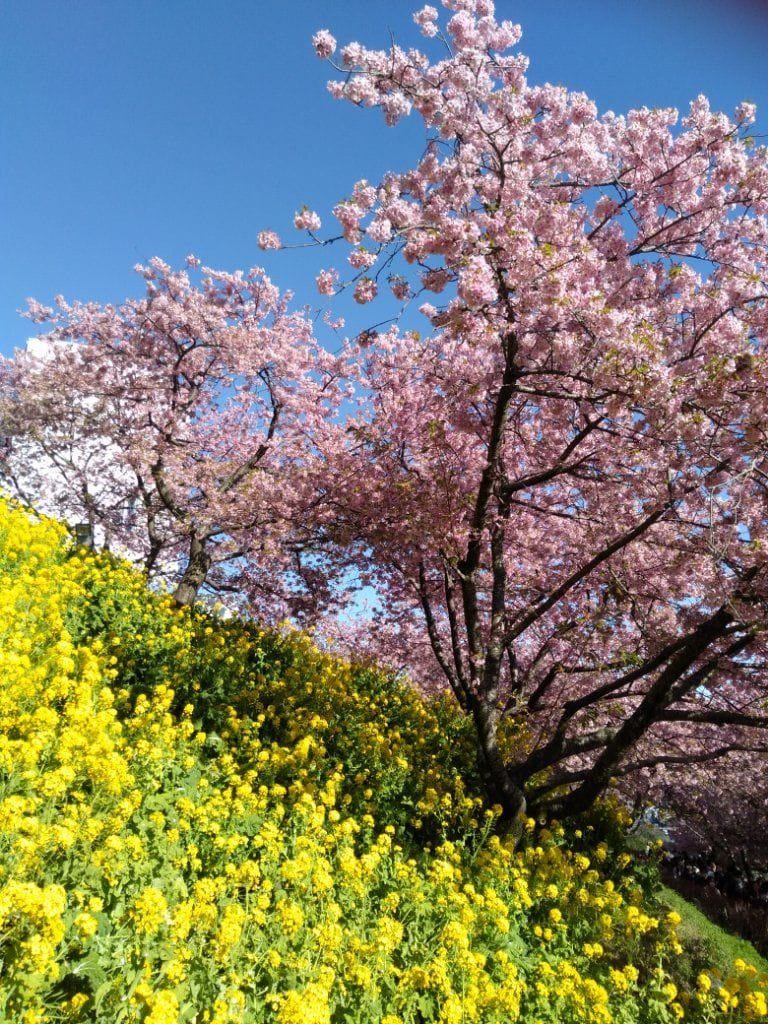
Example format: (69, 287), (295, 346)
(657, 885), (768, 979)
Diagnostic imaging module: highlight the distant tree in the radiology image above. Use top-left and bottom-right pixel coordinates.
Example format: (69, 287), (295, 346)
(1, 258), (344, 617)
(650, 755), (768, 873)
(304, 0), (768, 835)
(0, 337), (144, 554)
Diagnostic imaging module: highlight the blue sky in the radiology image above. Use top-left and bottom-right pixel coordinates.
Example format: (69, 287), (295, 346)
(2, 0), (767, 356)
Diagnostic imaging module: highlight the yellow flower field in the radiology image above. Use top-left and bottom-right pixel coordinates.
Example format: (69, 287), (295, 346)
(0, 498), (765, 1023)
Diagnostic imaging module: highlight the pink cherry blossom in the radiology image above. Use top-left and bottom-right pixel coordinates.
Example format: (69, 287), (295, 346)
(414, 5), (439, 37)
(293, 207), (322, 232)
(312, 29), (336, 59)
(316, 268), (339, 295)
(257, 229), (282, 251)
(353, 278), (378, 304)
(389, 276), (411, 301)
(366, 217), (393, 243)
(457, 256), (497, 307)
(348, 248), (377, 270)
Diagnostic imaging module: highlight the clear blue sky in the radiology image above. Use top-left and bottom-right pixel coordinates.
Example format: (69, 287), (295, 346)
(2, 0), (767, 356)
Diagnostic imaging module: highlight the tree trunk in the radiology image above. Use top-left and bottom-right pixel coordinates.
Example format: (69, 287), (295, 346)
(471, 699), (527, 841)
(173, 533), (211, 606)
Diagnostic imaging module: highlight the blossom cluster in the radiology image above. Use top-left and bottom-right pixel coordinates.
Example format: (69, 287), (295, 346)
(0, 498), (765, 1023)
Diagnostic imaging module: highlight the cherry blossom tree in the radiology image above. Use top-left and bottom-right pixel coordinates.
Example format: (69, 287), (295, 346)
(0, 337), (145, 554)
(304, 0), (768, 834)
(650, 755), (768, 872)
(1, 258), (345, 616)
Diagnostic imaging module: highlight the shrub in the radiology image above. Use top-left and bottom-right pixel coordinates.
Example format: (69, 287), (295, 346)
(1, 498), (766, 1023)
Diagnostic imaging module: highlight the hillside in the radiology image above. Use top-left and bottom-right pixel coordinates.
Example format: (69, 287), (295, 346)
(1, 497), (766, 1024)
